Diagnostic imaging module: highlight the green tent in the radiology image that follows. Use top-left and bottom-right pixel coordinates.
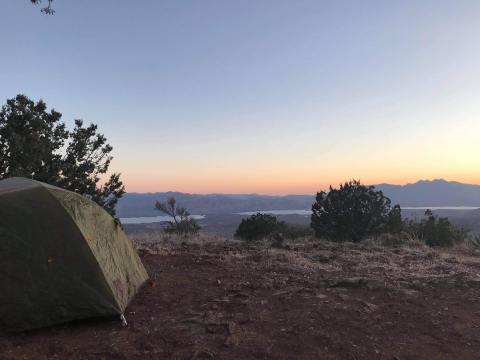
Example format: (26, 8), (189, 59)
(0, 177), (148, 332)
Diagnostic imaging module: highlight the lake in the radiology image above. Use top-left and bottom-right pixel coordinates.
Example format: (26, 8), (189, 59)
(120, 214), (205, 224)
(237, 209), (312, 216)
(239, 207), (480, 215)
(121, 206), (479, 224)
(402, 206), (479, 210)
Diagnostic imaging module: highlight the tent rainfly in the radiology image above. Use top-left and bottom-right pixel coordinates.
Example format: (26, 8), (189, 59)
(0, 177), (148, 332)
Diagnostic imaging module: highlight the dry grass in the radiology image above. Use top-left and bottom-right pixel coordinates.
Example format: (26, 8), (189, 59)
(129, 231), (480, 286)
(130, 231), (232, 255)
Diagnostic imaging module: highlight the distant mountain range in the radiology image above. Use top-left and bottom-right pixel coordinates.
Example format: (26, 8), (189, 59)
(376, 179), (480, 207)
(116, 179), (480, 218)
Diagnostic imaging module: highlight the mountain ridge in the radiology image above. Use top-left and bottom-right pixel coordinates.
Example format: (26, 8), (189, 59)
(117, 179), (480, 217)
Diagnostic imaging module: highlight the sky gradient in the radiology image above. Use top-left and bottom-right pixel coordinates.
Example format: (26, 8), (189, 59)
(2, 1), (480, 194)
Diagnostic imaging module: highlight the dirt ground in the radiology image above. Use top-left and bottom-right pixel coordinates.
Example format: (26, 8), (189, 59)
(1, 236), (480, 359)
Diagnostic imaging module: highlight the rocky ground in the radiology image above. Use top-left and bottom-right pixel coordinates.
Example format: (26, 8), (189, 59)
(1, 234), (480, 359)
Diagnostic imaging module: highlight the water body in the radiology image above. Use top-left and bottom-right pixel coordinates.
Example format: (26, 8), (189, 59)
(237, 210), (311, 216)
(402, 206), (479, 210)
(238, 207), (480, 216)
(122, 207), (479, 224)
(120, 215), (205, 224)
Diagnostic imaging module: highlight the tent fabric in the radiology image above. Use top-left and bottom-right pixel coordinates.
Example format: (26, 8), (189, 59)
(0, 177), (148, 332)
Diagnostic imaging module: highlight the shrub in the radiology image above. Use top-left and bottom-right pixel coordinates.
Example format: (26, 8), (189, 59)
(311, 180), (402, 242)
(277, 223), (314, 240)
(404, 210), (466, 247)
(464, 232), (480, 249)
(235, 213), (282, 241)
(155, 197), (201, 235)
(270, 233), (286, 248)
(385, 205), (403, 233)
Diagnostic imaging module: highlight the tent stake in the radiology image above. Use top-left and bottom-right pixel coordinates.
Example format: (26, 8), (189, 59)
(120, 314), (128, 327)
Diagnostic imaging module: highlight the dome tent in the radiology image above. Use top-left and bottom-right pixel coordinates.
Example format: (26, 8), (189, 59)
(0, 177), (148, 332)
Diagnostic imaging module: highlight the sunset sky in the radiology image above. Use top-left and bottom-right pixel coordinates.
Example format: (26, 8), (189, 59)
(2, 1), (480, 194)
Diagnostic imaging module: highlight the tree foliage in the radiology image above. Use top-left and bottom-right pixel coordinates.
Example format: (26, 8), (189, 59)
(0, 94), (124, 215)
(311, 180), (402, 242)
(403, 210), (466, 247)
(235, 213), (283, 241)
(155, 197), (201, 235)
(30, 0), (55, 14)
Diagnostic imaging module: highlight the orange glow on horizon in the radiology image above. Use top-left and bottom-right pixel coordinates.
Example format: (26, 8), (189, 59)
(112, 114), (480, 195)
(121, 173), (480, 195)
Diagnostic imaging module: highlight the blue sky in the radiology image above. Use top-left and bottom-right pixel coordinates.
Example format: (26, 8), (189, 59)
(2, 1), (480, 193)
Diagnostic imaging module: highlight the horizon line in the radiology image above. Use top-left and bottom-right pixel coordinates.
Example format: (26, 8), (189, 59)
(124, 178), (477, 196)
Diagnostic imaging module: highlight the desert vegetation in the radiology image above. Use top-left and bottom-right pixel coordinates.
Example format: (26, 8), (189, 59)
(233, 180), (469, 249)
(311, 180), (402, 242)
(403, 209), (467, 247)
(234, 212), (313, 246)
(235, 213), (282, 241)
(155, 197), (201, 235)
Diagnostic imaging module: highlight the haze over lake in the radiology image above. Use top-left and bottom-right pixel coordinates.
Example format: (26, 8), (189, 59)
(122, 206), (480, 224)
(121, 215), (205, 224)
